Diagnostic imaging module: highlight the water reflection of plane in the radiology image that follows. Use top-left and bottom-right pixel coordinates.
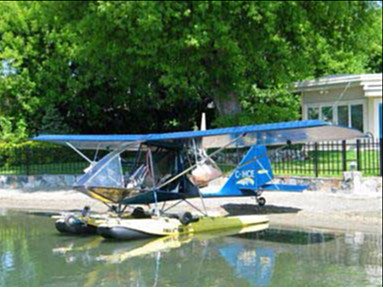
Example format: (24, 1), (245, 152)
(52, 237), (103, 256)
(52, 224), (269, 263)
(52, 224), (270, 286)
(216, 228), (336, 286)
(52, 227), (337, 287)
(97, 223), (269, 263)
(218, 244), (275, 287)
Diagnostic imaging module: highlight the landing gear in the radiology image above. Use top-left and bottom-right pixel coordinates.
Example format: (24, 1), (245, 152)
(256, 197), (266, 207)
(178, 211), (194, 225)
(131, 207), (147, 218)
(81, 205), (91, 217)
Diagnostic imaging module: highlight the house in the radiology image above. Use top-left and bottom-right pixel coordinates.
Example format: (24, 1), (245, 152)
(295, 74), (382, 139)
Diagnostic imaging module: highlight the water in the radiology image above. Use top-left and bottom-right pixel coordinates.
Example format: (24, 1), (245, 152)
(0, 211), (382, 287)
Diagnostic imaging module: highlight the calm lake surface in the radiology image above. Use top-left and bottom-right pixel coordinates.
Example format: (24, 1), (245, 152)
(0, 210), (382, 287)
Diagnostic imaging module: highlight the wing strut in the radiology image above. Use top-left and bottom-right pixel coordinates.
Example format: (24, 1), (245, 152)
(156, 133), (247, 190)
(66, 142), (93, 164)
(153, 134), (247, 218)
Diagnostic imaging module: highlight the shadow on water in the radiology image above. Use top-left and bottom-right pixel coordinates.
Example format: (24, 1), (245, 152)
(222, 203), (301, 215)
(235, 228), (336, 245)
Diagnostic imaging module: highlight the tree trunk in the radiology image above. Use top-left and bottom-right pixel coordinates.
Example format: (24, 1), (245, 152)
(213, 91), (241, 116)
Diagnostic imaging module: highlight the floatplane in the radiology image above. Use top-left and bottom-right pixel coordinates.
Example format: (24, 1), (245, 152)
(32, 120), (362, 240)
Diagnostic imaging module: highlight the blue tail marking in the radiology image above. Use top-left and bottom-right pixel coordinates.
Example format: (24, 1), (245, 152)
(203, 146), (273, 197)
(202, 145), (308, 197)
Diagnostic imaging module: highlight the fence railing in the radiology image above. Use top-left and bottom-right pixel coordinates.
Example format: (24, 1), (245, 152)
(0, 146), (101, 175)
(216, 138), (382, 177)
(0, 138), (382, 177)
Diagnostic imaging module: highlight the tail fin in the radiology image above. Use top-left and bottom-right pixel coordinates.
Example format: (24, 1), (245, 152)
(217, 145), (273, 196)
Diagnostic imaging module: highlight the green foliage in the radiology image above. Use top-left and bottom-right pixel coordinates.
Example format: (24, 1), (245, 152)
(0, 1), (381, 141)
(366, 8), (382, 73)
(40, 105), (73, 134)
(0, 116), (28, 143)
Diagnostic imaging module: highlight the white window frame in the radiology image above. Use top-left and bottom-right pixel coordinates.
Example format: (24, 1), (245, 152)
(304, 100), (366, 131)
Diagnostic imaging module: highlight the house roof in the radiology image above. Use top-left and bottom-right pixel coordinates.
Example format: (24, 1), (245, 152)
(295, 73), (382, 97)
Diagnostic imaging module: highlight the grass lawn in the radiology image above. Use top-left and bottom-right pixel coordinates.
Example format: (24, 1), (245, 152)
(273, 150), (380, 177)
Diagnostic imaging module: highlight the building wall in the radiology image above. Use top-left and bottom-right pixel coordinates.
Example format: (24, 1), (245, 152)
(301, 86), (381, 136)
(301, 86), (365, 105)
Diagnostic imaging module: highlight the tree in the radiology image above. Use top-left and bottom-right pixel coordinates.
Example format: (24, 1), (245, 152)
(366, 7), (382, 73)
(0, 1), (381, 138)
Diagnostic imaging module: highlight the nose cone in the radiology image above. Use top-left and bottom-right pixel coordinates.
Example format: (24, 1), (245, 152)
(55, 216), (97, 235)
(55, 219), (70, 233)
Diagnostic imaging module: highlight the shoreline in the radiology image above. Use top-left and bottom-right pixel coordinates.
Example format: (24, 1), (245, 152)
(1, 189), (382, 234)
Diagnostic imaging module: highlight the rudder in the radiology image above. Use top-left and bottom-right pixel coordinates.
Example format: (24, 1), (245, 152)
(206, 145), (273, 197)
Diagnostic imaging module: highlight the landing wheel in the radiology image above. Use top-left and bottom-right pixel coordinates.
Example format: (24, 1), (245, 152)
(257, 197), (266, 207)
(131, 207), (147, 218)
(178, 211), (193, 225)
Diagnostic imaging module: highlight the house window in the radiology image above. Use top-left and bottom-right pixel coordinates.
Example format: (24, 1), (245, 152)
(337, 105), (349, 127)
(321, 106), (333, 122)
(308, 107), (319, 120)
(351, 104), (364, 132)
(306, 101), (365, 132)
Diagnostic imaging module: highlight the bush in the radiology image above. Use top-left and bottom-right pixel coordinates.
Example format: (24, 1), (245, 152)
(0, 117), (28, 143)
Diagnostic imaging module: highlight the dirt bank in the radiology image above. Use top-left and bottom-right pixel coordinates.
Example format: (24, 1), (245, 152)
(0, 189), (381, 234)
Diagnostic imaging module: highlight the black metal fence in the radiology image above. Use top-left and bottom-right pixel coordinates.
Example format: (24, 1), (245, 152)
(216, 138), (382, 177)
(271, 139), (382, 177)
(0, 138), (382, 177)
(0, 146), (103, 175)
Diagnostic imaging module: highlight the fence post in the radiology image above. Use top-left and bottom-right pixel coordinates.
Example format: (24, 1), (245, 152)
(26, 146), (30, 176)
(314, 142), (319, 177)
(342, 140), (347, 172)
(356, 139), (361, 172)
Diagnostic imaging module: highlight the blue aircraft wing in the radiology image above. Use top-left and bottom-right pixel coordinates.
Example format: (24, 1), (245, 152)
(31, 120), (363, 150)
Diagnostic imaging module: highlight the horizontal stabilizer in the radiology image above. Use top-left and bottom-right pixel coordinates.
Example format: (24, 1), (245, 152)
(260, 183), (308, 192)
